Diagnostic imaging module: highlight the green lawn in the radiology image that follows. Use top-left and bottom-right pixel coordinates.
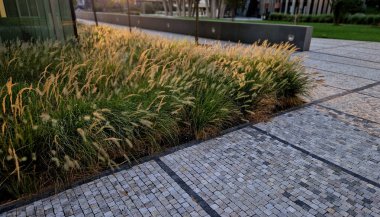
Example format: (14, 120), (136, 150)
(180, 16), (380, 42)
(261, 21), (380, 42)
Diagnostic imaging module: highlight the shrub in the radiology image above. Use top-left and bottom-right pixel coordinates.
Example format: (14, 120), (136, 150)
(346, 13), (380, 25)
(0, 25), (309, 201)
(269, 12), (380, 25)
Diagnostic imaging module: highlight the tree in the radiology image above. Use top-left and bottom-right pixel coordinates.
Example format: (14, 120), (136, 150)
(225, 0), (243, 20)
(69, 0), (79, 39)
(126, 0), (132, 32)
(91, 0), (98, 26)
(329, 0), (364, 24)
(217, 0), (227, 18)
(195, 0), (200, 44)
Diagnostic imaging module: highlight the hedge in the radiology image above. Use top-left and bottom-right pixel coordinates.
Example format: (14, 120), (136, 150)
(269, 13), (380, 25)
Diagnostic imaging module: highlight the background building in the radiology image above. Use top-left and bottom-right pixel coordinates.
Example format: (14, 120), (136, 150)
(0, 0), (77, 41)
(240, 0), (333, 17)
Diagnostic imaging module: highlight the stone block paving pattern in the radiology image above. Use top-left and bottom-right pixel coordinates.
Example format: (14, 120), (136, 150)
(256, 105), (380, 183)
(162, 129), (380, 216)
(321, 93), (380, 123)
(1, 162), (208, 217)
(305, 67), (375, 91)
(360, 85), (380, 99)
(1, 25), (380, 217)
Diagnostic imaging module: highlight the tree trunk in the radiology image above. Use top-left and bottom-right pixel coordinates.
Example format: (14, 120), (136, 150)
(175, 0), (180, 15)
(188, 0), (193, 16)
(91, 0), (98, 26)
(205, 0), (210, 17)
(195, 0), (199, 45)
(220, 1), (226, 18)
(182, 0), (186, 16)
(211, 0), (217, 18)
(69, 0), (79, 39)
(168, 0), (173, 15)
(217, 0), (222, 18)
(126, 0), (132, 32)
(163, 0), (169, 16)
(231, 0), (237, 21)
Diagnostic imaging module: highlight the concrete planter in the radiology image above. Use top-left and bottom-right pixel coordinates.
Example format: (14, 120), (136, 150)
(76, 11), (313, 51)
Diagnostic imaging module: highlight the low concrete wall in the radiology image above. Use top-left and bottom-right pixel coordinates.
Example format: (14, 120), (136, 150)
(76, 11), (313, 51)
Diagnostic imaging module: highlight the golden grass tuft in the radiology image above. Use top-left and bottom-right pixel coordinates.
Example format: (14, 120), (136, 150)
(0, 25), (310, 201)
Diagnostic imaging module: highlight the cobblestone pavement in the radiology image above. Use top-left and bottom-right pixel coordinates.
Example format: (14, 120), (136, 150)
(1, 24), (380, 216)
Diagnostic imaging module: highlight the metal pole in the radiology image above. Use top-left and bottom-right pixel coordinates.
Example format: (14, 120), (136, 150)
(68, 0), (79, 39)
(91, 0), (98, 26)
(126, 0), (132, 32)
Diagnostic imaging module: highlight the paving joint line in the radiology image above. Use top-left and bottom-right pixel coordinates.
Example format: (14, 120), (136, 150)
(0, 119), (251, 214)
(311, 42), (367, 51)
(306, 66), (379, 82)
(154, 158), (221, 217)
(306, 57), (380, 70)
(309, 51), (380, 64)
(273, 80), (380, 118)
(249, 126), (380, 189)
(328, 85), (380, 100)
(357, 92), (380, 100)
(318, 83), (380, 100)
(1, 24), (378, 214)
(311, 81), (380, 104)
(315, 104), (380, 125)
(322, 46), (380, 56)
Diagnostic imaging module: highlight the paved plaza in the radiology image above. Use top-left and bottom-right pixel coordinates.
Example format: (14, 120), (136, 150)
(1, 24), (380, 216)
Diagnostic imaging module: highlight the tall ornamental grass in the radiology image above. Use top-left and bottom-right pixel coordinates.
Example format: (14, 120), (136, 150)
(0, 25), (309, 200)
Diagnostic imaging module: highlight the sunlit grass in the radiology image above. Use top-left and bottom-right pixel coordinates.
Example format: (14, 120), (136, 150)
(0, 25), (309, 201)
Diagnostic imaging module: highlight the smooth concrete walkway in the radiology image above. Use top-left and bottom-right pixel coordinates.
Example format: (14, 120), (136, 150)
(1, 23), (380, 217)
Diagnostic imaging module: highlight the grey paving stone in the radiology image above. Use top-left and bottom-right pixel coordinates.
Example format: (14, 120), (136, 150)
(2, 161), (206, 217)
(298, 50), (380, 70)
(305, 68), (375, 90)
(352, 42), (380, 50)
(331, 46), (380, 56)
(359, 84), (380, 99)
(1, 30), (380, 217)
(161, 129), (380, 216)
(315, 47), (380, 63)
(303, 58), (380, 81)
(321, 92), (380, 123)
(256, 105), (380, 183)
(317, 105), (380, 138)
(302, 83), (345, 102)
(310, 38), (362, 51)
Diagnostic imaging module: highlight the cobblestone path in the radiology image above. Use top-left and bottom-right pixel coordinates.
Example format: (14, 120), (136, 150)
(1, 26), (380, 217)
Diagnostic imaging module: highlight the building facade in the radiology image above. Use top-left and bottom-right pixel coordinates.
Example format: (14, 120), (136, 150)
(241, 0), (333, 17)
(0, 0), (77, 41)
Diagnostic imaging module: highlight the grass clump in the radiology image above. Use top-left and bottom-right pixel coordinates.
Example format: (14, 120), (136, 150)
(0, 25), (309, 201)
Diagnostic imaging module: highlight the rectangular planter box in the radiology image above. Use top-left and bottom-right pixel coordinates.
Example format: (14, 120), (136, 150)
(76, 11), (313, 51)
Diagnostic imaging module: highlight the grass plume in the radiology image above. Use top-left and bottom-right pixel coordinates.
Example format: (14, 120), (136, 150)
(0, 25), (309, 201)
